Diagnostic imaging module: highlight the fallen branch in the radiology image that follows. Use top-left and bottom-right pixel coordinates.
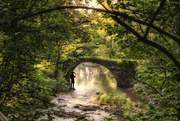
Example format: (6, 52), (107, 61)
(0, 111), (9, 121)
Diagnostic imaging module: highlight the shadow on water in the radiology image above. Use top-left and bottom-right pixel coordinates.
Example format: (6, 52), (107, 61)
(51, 62), (141, 121)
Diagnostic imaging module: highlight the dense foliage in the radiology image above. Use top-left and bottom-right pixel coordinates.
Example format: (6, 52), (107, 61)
(0, 0), (89, 120)
(99, 0), (180, 120)
(0, 0), (179, 120)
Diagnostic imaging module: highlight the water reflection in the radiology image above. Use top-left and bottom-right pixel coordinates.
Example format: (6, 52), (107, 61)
(74, 62), (120, 95)
(74, 62), (140, 103)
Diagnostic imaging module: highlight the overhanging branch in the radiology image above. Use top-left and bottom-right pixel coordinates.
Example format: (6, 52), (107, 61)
(111, 15), (180, 71)
(144, 0), (166, 38)
(10, 6), (180, 70)
(13, 6), (179, 44)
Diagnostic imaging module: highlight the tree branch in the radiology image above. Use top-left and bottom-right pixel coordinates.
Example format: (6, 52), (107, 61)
(12, 6), (179, 44)
(27, 0), (37, 15)
(13, 5), (180, 70)
(144, 0), (166, 38)
(111, 15), (180, 71)
(142, 81), (163, 97)
(111, 11), (180, 44)
(0, 111), (9, 121)
(97, 0), (109, 11)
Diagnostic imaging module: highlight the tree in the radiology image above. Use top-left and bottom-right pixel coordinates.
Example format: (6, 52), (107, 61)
(0, 0), (179, 120)
(8, 0), (179, 70)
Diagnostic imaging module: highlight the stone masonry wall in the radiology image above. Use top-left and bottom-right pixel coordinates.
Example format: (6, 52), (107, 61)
(63, 58), (136, 88)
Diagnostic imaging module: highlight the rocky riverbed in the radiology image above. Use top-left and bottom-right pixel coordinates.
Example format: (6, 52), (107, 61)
(38, 63), (141, 121)
(51, 88), (124, 121)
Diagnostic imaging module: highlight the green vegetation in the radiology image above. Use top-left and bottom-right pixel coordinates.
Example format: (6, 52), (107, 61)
(93, 93), (134, 108)
(0, 0), (179, 120)
(102, 117), (114, 121)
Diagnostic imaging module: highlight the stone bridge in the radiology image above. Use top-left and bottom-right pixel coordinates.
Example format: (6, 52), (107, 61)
(63, 58), (136, 88)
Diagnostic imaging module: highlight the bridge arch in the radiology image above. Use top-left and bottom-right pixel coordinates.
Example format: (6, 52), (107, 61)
(63, 58), (136, 88)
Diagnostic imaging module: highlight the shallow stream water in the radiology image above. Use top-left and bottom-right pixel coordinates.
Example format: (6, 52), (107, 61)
(51, 62), (140, 121)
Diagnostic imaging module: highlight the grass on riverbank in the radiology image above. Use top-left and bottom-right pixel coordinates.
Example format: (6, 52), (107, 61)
(92, 93), (135, 108)
(92, 92), (143, 119)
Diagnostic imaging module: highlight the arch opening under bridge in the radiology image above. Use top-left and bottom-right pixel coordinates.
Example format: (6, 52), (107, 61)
(63, 58), (136, 88)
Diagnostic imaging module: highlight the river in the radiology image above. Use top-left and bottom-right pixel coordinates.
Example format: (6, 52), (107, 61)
(51, 62), (140, 121)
